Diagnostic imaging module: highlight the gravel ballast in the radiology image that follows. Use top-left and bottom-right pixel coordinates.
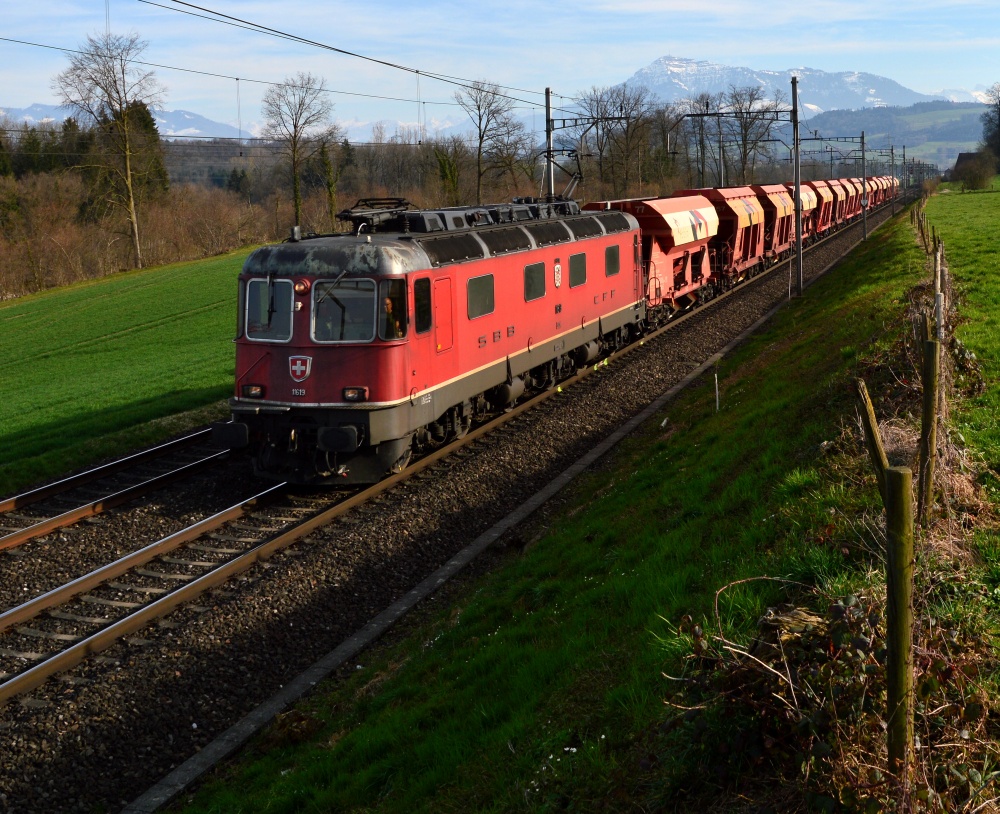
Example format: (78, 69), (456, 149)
(0, 210), (897, 813)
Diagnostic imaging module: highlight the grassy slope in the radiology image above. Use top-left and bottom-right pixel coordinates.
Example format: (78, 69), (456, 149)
(926, 189), (1000, 478)
(172, 205), (997, 814)
(0, 250), (247, 495)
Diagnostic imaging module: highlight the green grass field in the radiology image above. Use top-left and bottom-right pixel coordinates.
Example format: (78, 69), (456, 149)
(4, 195), (998, 809)
(925, 189), (1000, 494)
(0, 249), (248, 495)
(169, 201), (1000, 812)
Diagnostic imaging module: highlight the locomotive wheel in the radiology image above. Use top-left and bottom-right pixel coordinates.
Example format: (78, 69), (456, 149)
(389, 446), (413, 474)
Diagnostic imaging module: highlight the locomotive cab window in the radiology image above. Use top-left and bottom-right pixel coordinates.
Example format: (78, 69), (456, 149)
(313, 278), (376, 342)
(467, 274), (494, 319)
(379, 279), (408, 340)
(605, 245), (620, 277)
(569, 253), (587, 288)
(246, 278), (294, 342)
(524, 262), (545, 302)
(414, 278), (432, 334)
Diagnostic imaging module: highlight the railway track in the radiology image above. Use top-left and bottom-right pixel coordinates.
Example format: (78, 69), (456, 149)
(0, 198), (905, 711)
(0, 429), (228, 551)
(0, 197), (912, 813)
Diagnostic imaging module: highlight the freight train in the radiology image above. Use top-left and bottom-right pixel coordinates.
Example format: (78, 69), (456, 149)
(212, 176), (898, 484)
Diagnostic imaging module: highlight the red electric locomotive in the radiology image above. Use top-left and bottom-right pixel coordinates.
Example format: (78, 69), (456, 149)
(213, 199), (642, 484)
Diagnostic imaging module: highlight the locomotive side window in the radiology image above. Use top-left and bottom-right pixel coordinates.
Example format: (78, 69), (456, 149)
(246, 279), (293, 342)
(569, 253), (587, 288)
(313, 279), (376, 342)
(605, 245), (620, 277)
(414, 278), (432, 334)
(379, 279), (408, 340)
(524, 262), (545, 302)
(467, 274), (494, 319)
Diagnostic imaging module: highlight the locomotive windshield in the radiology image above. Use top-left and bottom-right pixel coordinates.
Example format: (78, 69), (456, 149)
(313, 279), (377, 342)
(245, 278), (293, 342)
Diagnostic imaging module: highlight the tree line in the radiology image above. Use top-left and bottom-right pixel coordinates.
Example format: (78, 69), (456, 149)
(2, 30), (878, 300)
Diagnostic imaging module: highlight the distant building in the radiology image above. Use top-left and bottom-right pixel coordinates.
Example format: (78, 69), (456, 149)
(947, 151), (995, 187)
(953, 152), (979, 171)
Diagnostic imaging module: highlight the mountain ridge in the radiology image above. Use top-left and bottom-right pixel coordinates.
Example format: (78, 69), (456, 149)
(2, 57), (987, 166)
(0, 103), (247, 139)
(624, 55), (984, 117)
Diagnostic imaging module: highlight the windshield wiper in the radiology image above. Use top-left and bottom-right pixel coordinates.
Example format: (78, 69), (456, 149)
(265, 272), (275, 327)
(315, 268), (350, 305)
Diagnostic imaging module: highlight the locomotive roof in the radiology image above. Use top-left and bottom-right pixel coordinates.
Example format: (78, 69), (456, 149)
(242, 206), (638, 278)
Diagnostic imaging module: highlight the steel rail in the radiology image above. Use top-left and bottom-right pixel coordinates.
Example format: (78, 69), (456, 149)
(0, 483), (285, 636)
(0, 450), (230, 552)
(0, 197), (909, 706)
(0, 395), (575, 704)
(0, 484), (286, 705)
(0, 428), (214, 513)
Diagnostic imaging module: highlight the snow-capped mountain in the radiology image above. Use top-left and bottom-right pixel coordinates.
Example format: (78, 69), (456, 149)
(932, 88), (990, 104)
(1, 58), (987, 138)
(0, 103), (244, 138)
(626, 56), (947, 118)
(0, 103), (464, 142)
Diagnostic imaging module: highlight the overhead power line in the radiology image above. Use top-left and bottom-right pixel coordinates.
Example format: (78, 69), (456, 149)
(0, 35), (462, 109)
(141, 0), (580, 115)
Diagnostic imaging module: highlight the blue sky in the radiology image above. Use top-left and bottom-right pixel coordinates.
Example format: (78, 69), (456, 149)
(3, 0), (999, 135)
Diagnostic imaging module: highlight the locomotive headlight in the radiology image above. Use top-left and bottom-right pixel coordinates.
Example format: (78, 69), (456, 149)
(242, 384), (265, 398)
(294, 279), (311, 295)
(342, 386), (369, 402)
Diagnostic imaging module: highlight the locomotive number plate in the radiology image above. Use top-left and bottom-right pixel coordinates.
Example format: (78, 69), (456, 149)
(292, 388), (306, 396)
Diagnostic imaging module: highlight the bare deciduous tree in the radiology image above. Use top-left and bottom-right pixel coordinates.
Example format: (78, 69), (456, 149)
(722, 85), (788, 184)
(53, 32), (165, 268)
(684, 92), (722, 187)
(605, 84), (654, 196)
(487, 112), (535, 193)
(980, 82), (1000, 159)
(262, 72), (338, 228)
(646, 103), (686, 192)
(455, 80), (515, 204)
(574, 86), (615, 188)
(434, 135), (470, 206)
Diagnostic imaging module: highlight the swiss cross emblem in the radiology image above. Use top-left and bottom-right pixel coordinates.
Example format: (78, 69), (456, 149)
(289, 356), (312, 382)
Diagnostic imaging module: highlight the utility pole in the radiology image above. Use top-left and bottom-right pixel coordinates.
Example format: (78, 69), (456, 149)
(718, 119), (725, 187)
(862, 130), (868, 240)
(792, 76), (803, 297)
(544, 87), (631, 202)
(545, 87), (555, 200)
(699, 105), (707, 187)
(891, 146), (896, 214)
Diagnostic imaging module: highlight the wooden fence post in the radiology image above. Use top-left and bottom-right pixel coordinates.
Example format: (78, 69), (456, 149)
(918, 340), (940, 526)
(886, 466), (914, 781)
(855, 379), (889, 504)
